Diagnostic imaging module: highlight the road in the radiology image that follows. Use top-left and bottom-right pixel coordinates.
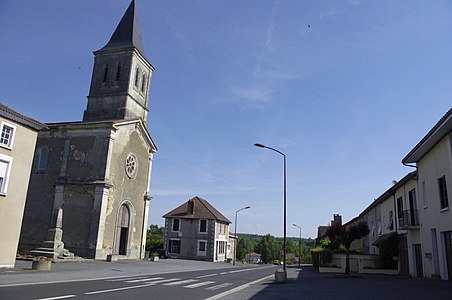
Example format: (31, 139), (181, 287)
(0, 263), (277, 300)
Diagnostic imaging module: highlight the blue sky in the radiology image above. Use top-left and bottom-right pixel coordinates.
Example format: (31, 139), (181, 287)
(1, 0), (451, 238)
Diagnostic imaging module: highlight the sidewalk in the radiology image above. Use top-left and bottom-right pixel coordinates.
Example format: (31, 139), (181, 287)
(0, 258), (237, 287)
(221, 266), (452, 300)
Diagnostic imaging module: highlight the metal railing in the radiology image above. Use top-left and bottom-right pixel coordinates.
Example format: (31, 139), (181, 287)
(398, 209), (420, 229)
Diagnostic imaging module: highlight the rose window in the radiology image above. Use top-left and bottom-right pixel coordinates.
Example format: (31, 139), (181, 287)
(125, 154), (138, 179)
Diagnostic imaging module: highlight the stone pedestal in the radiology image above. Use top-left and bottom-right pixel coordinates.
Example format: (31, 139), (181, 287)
(274, 270), (287, 283)
(32, 260), (52, 270)
(30, 208), (75, 259)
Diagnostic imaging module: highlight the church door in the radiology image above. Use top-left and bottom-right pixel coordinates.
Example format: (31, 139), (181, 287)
(116, 205), (130, 256)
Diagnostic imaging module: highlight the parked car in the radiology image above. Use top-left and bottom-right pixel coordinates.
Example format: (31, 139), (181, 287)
(156, 249), (170, 259)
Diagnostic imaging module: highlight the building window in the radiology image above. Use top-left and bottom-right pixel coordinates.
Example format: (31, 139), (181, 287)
(141, 73), (147, 92)
(197, 240), (207, 256)
(134, 67), (140, 87)
(115, 63), (121, 81)
(0, 154), (12, 194)
(169, 239), (181, 254)
(0, 122), (15, 149)
(388, 210), (394, 230)
(103, 64), (109, 82)
(438, 176), (449, 209)
(37, 146), (49, 170)
(172, 218), (180, 232)
(218, 241), (226, 254)
(125, 153), (138, 179)
(199, 219), (207, 233)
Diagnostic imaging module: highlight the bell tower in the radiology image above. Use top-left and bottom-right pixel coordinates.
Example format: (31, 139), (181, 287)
(83, 0), (154, 125)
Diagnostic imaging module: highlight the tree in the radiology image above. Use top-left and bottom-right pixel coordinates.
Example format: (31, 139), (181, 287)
(146, 224), (164, 251)
(326, 221), (369, 275)
(255, 234), (280, 263)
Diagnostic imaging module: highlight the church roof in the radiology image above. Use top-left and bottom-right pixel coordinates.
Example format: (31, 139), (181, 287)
(0, 103), (47, 131)
(163, 196), (231, 224)
(98, 0), (147, 59)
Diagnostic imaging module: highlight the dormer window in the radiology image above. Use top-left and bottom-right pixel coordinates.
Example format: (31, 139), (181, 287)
(115, 63), (122, 81)
(0, 122), (15, 149)
(103, 64), (109, 82)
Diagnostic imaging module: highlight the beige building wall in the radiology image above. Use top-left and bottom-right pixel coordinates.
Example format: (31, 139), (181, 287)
(0, 118), (39, 268)
(417, 134), (452, 279)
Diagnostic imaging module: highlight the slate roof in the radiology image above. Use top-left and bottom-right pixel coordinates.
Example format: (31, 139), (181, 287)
(163, 196), (231, 223)
(0, 103), (47, 131)
(98, 0), (147, 59)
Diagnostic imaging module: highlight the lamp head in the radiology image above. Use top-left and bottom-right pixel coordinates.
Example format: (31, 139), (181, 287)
(254, 143), (266, 148)
(245, 206), (251, 209)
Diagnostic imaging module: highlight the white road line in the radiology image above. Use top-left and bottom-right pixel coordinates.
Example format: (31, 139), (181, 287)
(205, 283), (233, 291)
(196, 273), (218, 279)
(184, 281), (215, 289)
(219, 272), (228, 275)
(85, 283), (154, 295)
(146, 278), (182, 285)
(107, 276), (149, 282)
(36, 295), (76, 300)
(125, 277), (164, 283)
(163, 279), (197, 286)
(203, 274), (274, 300)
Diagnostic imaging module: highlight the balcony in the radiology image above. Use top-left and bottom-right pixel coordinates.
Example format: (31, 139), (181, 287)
(398, 209), (420, 229)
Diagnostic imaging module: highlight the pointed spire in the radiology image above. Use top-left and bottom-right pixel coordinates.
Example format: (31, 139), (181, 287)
(99, 0), (146, 58)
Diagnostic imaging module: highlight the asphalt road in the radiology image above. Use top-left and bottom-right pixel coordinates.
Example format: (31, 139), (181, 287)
(0, 261), (277, 300)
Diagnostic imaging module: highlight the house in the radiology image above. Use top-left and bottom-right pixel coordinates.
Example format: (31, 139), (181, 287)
(162, 196), (231, 262)
(245, 252), (262, 264)
(0, 104), (47, 268)
(360, 171), (419, 276)
(19, 0), (157, 260)
(402, 108), (452, 280)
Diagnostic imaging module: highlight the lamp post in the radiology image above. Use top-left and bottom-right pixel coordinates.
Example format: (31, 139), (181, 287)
(293, 223), (301, 267)
(254, 143), (287, 277)
(233, 206), (250, 265)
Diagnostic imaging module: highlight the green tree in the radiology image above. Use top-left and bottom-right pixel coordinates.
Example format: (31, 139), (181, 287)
(255, 234), (279, 263)
(146, 224), (164, 251)
(326, 221), (369, 275)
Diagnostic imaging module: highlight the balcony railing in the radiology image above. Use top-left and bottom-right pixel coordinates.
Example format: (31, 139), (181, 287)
(398, 209), (420, 229)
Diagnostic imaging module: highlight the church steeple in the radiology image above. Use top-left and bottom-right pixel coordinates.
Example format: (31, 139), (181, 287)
(83, 0), (154, 125)
(99, 0), (146, 59)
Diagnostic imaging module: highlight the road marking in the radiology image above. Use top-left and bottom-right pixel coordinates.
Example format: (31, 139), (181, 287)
(196, 273), (218, 279)
(85, 283), (154, 295)
(205, 283), (233, 290)
(184, 281), (215, 288)
(107, 275), (149, 282)
(125, 277), (164, 283)
(219, 272), (228, 275)
(204, 274), (274, 300)
(36, 296), (76, 300)
(147, 278), (182, 285)
(163, 279), (198, 286)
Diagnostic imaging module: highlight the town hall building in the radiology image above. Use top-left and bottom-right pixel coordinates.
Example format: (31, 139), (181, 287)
(19, 0), (157, 260)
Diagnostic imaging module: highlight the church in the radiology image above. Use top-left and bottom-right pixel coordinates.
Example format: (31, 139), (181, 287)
(19, 0), (157, 260)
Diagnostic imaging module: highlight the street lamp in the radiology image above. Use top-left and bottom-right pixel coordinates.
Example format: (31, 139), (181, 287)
(233, 206), (250, 265)
(293, 223), (302, 267)
(254, 143), (287, 277)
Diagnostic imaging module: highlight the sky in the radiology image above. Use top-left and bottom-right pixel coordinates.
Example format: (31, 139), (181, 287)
(1, 0), (451, 239)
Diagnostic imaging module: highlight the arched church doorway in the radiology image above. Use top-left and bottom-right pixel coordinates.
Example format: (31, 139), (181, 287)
(116, 204), (130, 255)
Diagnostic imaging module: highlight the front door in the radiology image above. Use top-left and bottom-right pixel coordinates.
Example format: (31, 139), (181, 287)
(444, 231), (452, 280)
(115, 205), (130, 256)
(413, 244), (423, 278)
(398, 234), (409, 276)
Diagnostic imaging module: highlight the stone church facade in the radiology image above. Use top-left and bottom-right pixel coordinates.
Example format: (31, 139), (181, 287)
(19, 0), (157, 260)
